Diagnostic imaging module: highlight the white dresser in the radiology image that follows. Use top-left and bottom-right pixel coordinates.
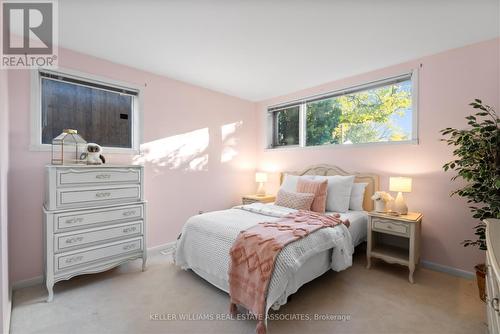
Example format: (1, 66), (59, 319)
(486, 219), (500, 334)
(44, 165), (147, 302)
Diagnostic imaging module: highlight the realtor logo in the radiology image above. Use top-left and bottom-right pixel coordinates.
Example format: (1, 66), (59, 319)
(1, 0), (58, 69)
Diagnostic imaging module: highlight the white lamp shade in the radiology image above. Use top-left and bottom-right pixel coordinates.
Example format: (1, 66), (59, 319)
(389, 177), (412, 193)
(255, 172), (268, 183)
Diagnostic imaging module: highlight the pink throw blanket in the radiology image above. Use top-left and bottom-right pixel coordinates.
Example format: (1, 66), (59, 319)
(228, 210), (348, 334)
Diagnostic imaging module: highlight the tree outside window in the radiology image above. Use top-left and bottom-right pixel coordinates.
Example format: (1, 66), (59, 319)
(269, 76), (414, 148)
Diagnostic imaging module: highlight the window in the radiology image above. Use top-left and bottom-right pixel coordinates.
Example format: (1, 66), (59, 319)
(272, 105), (300, 147)
(31, 69), (142, 153)
(268, 72), (417, 148)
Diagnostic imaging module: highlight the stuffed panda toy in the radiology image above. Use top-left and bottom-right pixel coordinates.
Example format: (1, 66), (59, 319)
(85, 143), (106, 165)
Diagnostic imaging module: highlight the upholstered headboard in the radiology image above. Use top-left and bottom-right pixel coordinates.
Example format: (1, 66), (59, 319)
(279, 164), (379, 212)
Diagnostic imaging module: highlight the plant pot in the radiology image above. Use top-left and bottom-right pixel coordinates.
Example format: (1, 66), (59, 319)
(475, 263), (486, 302)
(374, 200), (387, 212)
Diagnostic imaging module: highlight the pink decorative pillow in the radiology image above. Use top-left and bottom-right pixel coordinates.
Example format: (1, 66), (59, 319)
(275, 189), (315, 210)
(296, 178), (328, 213)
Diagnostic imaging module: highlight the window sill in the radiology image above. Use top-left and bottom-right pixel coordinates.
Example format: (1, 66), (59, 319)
(265, 139), (418, 151)
(29, 143), (140, 155)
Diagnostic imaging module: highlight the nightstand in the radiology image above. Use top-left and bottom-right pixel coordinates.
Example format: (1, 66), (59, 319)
(242, 194), (275, 205)
(367, 211), (422, 283)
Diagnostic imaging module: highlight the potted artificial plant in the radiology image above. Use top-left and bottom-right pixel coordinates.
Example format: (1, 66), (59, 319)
(441, 99), (500, 301)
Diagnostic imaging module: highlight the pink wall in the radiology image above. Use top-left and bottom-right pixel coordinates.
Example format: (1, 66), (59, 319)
(0, 69), (12, 333)
(255, 38), (500, 273)
(7, 38), (498, 283)
(8, 49), (257, 283)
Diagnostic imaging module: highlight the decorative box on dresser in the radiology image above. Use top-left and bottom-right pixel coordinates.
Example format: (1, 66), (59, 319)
(44, 165), (147, 302)
(486, 219), (500, 334)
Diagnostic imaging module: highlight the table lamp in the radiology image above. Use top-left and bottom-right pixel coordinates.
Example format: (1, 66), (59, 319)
(389, 176), (412, 215)
(255, 172), (268, 196)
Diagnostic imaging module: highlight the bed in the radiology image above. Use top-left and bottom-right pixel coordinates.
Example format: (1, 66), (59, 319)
(175, 164), (379, 313)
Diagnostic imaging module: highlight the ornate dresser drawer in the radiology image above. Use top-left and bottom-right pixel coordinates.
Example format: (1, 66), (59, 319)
(44, 165), (146, 302)
(53, 204), (143, 232)
(55, 237), (143, 272)
(54, 221), (143, 252)
(56, 167), (141, 187)
(45, 165), (144, 210)
(372, 218), (410, 237)
(54, 184), (141, 210)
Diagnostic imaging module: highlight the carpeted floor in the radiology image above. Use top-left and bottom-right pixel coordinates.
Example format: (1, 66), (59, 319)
(10, 248), (487, 334)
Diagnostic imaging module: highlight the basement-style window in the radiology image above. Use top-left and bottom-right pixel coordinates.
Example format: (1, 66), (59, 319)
(267, 72), (417, 148)
(31, 69), (142, 153)
(272, 105), (300, 147)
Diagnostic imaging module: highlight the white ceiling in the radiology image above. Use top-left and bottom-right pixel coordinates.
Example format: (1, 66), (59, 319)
(58, 0), (500, 101)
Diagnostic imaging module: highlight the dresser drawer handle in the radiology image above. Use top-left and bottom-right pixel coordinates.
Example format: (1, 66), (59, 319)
(95, 192), (111, 198)
(122, 226), (137, 233)
(65, 255), (83, 264)
(64, 217), (84, 225)
(95, 174), (111, 180)
(122, 210), (136, 217)
(386, 225), (393, 229)
(65, 236), (84, 244)
(492, 298), (500, 313)
(122, 244), (137, 251)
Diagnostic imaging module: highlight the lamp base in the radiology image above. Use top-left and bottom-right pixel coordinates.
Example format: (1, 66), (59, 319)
(393, 192), (408, 215)
(256, 183), (266, 196)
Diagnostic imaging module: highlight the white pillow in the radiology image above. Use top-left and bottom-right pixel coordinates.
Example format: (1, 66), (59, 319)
(318, 175), (355, 213)
(349, 182), (368, 211)
(280, 174), (299, 192)
(280, 174), (314, 192)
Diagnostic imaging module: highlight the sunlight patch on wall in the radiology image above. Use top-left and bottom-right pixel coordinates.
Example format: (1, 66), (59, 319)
(134, 128), (209, 172)
(189, 154), (209, 171)
(372, 155), (441, 176)
(220, 121), (242, 163)
(259, 162), (281, 173)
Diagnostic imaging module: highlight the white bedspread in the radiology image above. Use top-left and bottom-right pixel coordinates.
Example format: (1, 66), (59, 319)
(174, 204), (354, 313)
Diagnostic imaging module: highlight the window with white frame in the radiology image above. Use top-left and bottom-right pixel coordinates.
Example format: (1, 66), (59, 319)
(268, 72), (417, 148)
(31, 69), (142, 152)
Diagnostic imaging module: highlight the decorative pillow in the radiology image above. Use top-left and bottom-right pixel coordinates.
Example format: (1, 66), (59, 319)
(349, 182), (368, 211)
(275, 189), (315, 210)
(296, 178), (328, 213)
(316, 175), (355, 213)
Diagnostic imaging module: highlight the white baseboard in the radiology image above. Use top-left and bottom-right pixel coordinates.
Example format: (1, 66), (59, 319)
(147, 240), (176, 256)
(421, 260), (475, 280)
(12, 275), (43, 290)
(5, 288), (12, 334)
(12, 241), (178, 291)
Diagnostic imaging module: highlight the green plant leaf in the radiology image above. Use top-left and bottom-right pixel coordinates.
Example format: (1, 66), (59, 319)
(441, 99), (499, 251)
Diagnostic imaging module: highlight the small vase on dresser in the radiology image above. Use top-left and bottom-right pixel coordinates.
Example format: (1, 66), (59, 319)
(374, 200), (387, 213)
(44, 164), (147, 302)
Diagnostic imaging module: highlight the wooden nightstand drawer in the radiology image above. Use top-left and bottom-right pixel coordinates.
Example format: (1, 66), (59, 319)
(372, 218), (409, 237)
(242, 195), (275, 205)
(243, 198), (259, 205)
